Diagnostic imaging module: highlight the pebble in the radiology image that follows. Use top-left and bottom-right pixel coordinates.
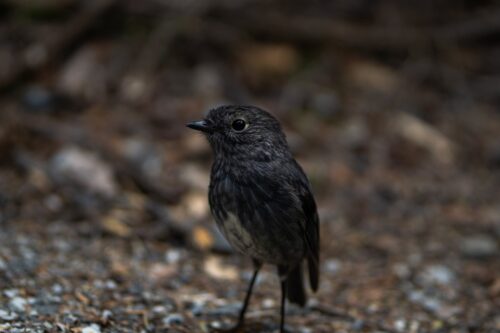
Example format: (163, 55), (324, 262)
(392, 263), (411, 279)
(392, 112), (455, 165)
(394, 319), (406, 332)
(153, 305), (167, 314)
(418, 264), (455, 286)
(206, 303), (241, 317)
(57, 44), (106, 100)
(105, 279), (117, 290)
(193, 65), (224, 103)
(461, 235), (498, 258)
(210, 321), (223, 329)
(203, 256), (238, 280)
(44, 194), (63, 211)
(163, 313), (184, 326)
(408, 290), (442, 313)
(0, 258), (6, 270)
(189, 302), (205, 316)
(10, 297), (28, 312)
(101, 310), (112, 322)
(311, 91), (341, 119)
(121, 138), (163, 179)
(82, 324), (101, 333)
(351, 319), (365, 330)
(21, 86), (57, 112)
(51, 284), (63, 294)
(50, 147), (117, 197)
(4, 289), (19, 298)
(324, 258), (342, 275)
(262, 298), (275, 309)
(0, 309), (18, 321)
(165, 249), (182, 264)
(62, 313), (79, 325)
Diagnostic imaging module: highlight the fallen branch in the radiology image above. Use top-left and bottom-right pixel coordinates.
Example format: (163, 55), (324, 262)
(0, 0), (117, 90)
(229, 8), (500, 51)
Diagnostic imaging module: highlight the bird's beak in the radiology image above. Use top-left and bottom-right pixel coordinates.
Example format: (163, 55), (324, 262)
(186, 120), (214, 134)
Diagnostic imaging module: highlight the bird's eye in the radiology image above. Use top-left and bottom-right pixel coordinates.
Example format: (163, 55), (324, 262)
(231, 119), (247, 131)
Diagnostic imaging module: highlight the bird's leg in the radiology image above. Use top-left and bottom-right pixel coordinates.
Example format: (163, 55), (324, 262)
(279, 278), (287, 333)
(234, 260), (262, 329)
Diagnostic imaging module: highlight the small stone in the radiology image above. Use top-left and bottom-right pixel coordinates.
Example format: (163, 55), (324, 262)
(461, 235), (498, 258)
(351, 319), (365, 330)
(165, 249), (182, 264)
(392, 263), (411, 279)
(238, 43), (300, 83)
(4, 289), (18, 298)
(324, 259), (342, 275)
(82, 324), (101, 333)
(50, 147), (117, 197)
(418, 265), (455, 286)
(21, 86), (57, 112)
(0, 258), (6, 270)
(203, 256), (238, 280)
(262, 298), (275, 308)
(57, 44), (107, 100)
(105, 280), (117, 290)
(408, 290), (442, 313)
(207, 303), (241, 317)
(121, 138), (163, 179)
(44, 194), (63, 211)
(0, 309), (18, 321)
(210, 321), (223, 329)
(409, 321), (420, 333)
(101, 310), (112, 323)
(153, 305), (167, 314)
(9, 297), (27, 312)
(62, 312), (79, 325)
(189, 302), (205, 317)
(101, 215), (132, 237)
(51, 284), (63, 294)
(394, 319), (406, 332)
(163, 313), (184, 326)
(391, 112), (455, 165)
(311, 91), (341, 119)
(193, 65), (224, 102)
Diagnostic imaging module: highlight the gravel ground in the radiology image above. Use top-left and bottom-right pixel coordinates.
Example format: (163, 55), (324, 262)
(1, 1), (500, 332)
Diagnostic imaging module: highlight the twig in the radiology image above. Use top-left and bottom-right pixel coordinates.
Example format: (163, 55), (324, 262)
(230, 9), (500, 52)
(0, 0), (117, 90)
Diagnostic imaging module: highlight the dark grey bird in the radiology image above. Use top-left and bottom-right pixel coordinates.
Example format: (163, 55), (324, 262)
(187, 105), (320, 332)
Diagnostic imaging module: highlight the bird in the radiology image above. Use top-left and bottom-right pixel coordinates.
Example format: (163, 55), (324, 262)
(187, 105), (320, 332)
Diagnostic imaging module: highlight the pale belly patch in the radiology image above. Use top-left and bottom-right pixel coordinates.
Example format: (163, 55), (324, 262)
(217, 212), (255, 255)
(215, 212), (303, 265)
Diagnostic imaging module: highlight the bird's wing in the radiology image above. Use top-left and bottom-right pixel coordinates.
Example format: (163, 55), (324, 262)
(290, 160), (320, 292)
(227, 161), (320, 291)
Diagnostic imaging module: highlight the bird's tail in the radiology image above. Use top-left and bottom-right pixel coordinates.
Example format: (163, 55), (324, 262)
(286, 262), (306, 306)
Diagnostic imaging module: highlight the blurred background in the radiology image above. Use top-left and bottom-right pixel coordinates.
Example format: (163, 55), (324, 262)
(0, 0), (499, 332)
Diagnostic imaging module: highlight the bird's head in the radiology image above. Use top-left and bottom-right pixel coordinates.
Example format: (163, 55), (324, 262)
(187, 105), (290, 161)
